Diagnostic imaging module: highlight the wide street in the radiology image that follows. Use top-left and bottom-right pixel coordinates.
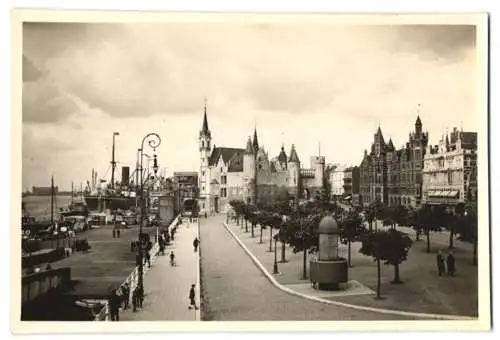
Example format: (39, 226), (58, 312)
(199, 215), (412, 321)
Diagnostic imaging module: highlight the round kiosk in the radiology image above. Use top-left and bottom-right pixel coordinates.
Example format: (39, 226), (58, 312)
(309, 215), (348, 290)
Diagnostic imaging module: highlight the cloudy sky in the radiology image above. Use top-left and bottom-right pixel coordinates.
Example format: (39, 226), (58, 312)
(22, 20), (478, 191)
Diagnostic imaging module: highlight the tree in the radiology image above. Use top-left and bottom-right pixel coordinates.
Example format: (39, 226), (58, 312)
(229, 199), (245, 226)
(242, 204), (257, 233)
(411, 205), (442, 252)
(450, 203), (466, 249)
(248, 210), (259, 238)
(263, 212), (282, 252)
(359, 230), (386, 299)
(456, 203), (478, 266)
(286, 212), (322, 280)
(381, 229), (413, 284)
(339, 213), (365, 267)
(365, 208), (375, 233)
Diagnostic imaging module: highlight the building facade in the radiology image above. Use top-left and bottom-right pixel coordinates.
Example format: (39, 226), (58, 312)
(329, 164), (347, 198)
(173, 171), (199, 213)
(422, 128), (477, 206)
(198, 105), (325, 214)
(359, 116), (428, 208)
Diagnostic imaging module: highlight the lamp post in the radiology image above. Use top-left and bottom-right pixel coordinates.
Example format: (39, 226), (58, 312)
(111, 132), (120, 189)
(273, 235), (279, 274)
(138, 133), (161, 291)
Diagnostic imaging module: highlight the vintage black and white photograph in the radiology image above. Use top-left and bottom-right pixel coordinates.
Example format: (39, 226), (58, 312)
(11, 10), (490, 332)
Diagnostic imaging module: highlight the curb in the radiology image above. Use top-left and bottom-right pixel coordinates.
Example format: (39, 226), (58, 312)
(195, 218), (201, 321)
(223, 222), (475, 321)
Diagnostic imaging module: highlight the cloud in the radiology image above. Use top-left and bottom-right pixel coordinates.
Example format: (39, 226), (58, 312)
(22, 23), (476, 121)
(22, 79), (80, 123)
(23, 55), (41, 81)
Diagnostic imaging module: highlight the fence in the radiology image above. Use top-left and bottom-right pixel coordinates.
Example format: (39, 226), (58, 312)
(95, 214), (180, 321)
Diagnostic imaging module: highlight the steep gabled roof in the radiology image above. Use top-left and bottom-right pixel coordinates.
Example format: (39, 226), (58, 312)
(209, 147), (245, 166)
(244, 137), (254, 155)
(386, 138), (395, 152)
(277, 145), (287, 164)
(228, 151), (244, 172)
(289, 144), (300, 163)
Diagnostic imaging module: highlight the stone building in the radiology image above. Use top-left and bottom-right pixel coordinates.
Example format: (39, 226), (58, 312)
(343, 166), (360, 202)
(329, 164), (347, 199)
(359, 116), (429, 208)
(198, 104), (325, 214)
(422, 127), (477, 207)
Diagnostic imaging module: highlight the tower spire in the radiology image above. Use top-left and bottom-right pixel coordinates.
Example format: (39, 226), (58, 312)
(252, 125), (259, 152)
(200, 97), (210, 137)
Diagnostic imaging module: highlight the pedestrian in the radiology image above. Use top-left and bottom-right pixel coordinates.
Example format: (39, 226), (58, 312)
(121, 283), (130, 310)
(132, 286), (138, 312)
(108, 289), (121, 321)
(112, 228), (116, 238)
(193, 237), (200, 252)
(159, 238), (165, 256)
(170, 251), (176, 267)
(188, 284), (198, 310)
(145, 241), (152, 268)
(447, 251), (456, 276)
(436, 250), (446, 276)
(137, 284), (144, 308)
(116, 226), (121, 238)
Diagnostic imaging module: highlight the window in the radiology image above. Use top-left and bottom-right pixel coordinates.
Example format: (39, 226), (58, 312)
(202, 203), (205, 209)
(202, 171), (205, 176)
(221, 175), (227, 185)
(220, 167), (223, 173)
(448, 170), (453, 185)
(220, 188), (227, 198)
(202, 186), (205, 191)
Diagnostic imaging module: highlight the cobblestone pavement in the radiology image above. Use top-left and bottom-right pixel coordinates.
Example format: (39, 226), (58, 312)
(120, 219), (200, 321)
(199, 215), (412, 321)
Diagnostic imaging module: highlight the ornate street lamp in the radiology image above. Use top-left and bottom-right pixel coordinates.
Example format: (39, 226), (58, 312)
(138, 133), (161, 291)
(273, 234), (279, 274)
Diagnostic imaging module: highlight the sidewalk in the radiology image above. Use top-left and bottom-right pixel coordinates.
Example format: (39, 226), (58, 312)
(225, 218), (478, 317)
(120, 219), (201, 321)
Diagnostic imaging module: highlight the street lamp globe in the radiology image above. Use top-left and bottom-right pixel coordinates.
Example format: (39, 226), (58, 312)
(153, 154), (159, 175)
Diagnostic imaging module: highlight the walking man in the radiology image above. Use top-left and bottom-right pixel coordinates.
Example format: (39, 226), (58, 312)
(170, 251), (176, 267)
(108, 289), (121, 321)
(188, 284), (199, 310)
(193, 237), (200, 253)
(132, 286), (138, 312)
(447, 251), (456, 276)
(121, 283), (130, 310)
(436, 250), (446, 276)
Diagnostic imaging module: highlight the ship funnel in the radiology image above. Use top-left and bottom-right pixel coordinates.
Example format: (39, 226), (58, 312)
(121, 166), (130, 186)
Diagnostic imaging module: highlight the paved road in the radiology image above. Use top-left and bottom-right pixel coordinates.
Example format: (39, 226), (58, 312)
(199, 215), (412, 321)
(121, 219), (201, 321)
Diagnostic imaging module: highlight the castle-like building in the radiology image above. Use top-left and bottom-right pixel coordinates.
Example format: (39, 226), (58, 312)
(198, 105), (325, 214)
(359, 115), (428, 208)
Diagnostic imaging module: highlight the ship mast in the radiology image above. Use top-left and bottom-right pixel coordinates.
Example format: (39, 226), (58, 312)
(71, 181), (74, 204)
(51, 176), (55, 226)
(111, 132), (120, 190)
